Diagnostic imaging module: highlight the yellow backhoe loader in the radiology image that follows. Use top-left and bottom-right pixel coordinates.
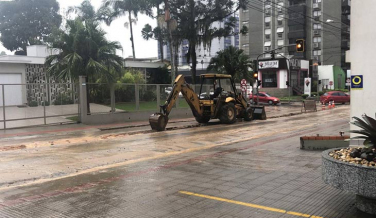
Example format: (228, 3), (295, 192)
(149, 74), (266, 131)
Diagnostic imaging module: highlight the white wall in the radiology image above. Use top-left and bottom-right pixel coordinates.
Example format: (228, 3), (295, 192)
(348, 0), (376, 143)
(318, 65), (334, 90)
(279, 70), (288, 89)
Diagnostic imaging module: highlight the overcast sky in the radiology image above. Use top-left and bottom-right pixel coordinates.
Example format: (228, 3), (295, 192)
(0, 0), (158, 58)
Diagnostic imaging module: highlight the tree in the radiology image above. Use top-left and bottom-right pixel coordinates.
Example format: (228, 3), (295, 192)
(207, 46), (253, 82)
(0, 0), (62, 55)
(141, 24), (167, 61)
(0, 51), (6, 56)
(103, 0), (152, 59)
(45, 18), (123, 112)
(167, 0), (248, 84)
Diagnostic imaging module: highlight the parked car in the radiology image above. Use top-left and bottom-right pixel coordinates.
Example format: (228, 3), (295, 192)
(320, 91), (350, 104)
(249, 92), (280, 105)
(165, 87), (182, 97)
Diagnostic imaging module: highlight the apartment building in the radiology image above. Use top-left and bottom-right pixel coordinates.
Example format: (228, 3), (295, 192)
(158, 15), (240, 69)
(240, 0), (351, 72)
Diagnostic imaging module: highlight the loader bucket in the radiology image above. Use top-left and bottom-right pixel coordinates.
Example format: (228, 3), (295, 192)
(149, 113), (169, 131)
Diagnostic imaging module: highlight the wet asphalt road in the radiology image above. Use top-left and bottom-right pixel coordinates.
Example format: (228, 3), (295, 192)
(0, 104), (372, 218)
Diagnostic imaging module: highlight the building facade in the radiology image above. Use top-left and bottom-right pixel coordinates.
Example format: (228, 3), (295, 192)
(158, 15), (240, 69)
(240, 0), (351, 72)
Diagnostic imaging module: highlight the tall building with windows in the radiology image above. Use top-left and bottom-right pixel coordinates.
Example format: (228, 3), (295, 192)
(158, 15), (240, 69)
(240, 0), (351, 72)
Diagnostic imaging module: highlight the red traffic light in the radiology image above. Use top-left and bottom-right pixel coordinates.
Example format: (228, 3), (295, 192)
(253, 72), (258, 79)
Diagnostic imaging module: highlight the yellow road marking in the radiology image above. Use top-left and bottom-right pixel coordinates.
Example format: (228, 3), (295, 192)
(179, 191), (324, 218)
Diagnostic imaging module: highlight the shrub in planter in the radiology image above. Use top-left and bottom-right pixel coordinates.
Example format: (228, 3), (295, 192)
(319, 91), (324, 96)
(301, 94), (309, 99)
(329, 114), (376, 166)
(28, 101), (38, 107)
(311, 92), (318, 97)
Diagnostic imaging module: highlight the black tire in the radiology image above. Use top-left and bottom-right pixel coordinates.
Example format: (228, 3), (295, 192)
(243, 107), (253, 121)
(268, 100), (273, 105)
(219, 103), (237, 124)
(195, 116), (210, 123)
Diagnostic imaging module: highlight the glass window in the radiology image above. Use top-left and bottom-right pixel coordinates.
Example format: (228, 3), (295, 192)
(278, 20), (283, 25)
(277, 40), (284, 46)
(313, 50), (322, 56)
(313, 37), (322, 42)
(262, 71), (277, 88)
(276, 27), (284, 33)
(313, 24), (322, 29)
(265, 34), (270, 39)
(313, 0), (321, 3)
(265, 17), (271, 22)
(277, 33), (283, 38)
(264, 41), (271, 46)
(265, 22), (270, 27)
(265, 29), (271, 34)
(314, 11), (322, 16)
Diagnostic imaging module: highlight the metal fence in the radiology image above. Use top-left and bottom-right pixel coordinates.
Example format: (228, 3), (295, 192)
(86, 83), (216, 115)
(0, 83), (79, 130)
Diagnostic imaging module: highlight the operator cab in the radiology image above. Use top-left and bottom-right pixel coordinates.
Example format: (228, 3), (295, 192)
(198, 74), (237, 100)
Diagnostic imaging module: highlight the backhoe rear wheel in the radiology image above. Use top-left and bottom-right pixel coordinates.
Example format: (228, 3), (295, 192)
(195, 116), (210, 123)
(219, 102), (237, 124)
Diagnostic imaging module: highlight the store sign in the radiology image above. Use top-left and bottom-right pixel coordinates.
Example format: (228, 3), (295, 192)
(289, 59), (301, 70)
(258, 60), (279, 69)
(351, 75), (363, 90)
(304, 78), (311, 96)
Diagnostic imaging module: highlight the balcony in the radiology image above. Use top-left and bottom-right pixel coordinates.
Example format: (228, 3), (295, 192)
(313, 29), (321, 36)
(313, 42), (321, 49)
(313, 3), (321, 10)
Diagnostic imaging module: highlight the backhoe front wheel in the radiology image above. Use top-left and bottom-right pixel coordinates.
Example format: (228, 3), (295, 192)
(243, 107), (253, 121)
(195, 116), (210, 123)
(219, 103), (237, 124)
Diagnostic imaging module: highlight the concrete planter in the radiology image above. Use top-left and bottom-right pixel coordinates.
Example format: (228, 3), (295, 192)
(300, 136), (349, 150)
(322, 148), (376, 215)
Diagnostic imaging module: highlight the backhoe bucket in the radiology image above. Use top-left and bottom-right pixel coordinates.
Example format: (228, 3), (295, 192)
(149, 113), (169, 131)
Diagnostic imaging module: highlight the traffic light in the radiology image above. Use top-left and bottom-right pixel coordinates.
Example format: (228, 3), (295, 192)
(296, 39), (305, 52)
(253, 72), (258, 80)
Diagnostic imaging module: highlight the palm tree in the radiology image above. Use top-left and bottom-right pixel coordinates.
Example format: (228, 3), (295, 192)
(207, 46), (253, 82)
(103, 0), (152, 59)
(45, 18), (123, 112)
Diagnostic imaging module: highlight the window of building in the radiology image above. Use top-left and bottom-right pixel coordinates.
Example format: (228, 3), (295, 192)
(265, 4), (271, 9)
(265, 29), (271, 35)
(278, 20), (283, 26)
(277, 39), (284, 46)
(264, 46), (271, 51)
(277, 32), (283, 38)
(265, 34), (270, 40)
(313, 11), (322, 17)
(264, 41), (271, 47)
(262, 71), (278, 88)
(313, 37), (322, 42)
(313, 0), (321, 3)
(265, 22), (270, 28)
(265, 17), (271, 22)
(313, 50), (322, 56)
(313, 23), (322, 29)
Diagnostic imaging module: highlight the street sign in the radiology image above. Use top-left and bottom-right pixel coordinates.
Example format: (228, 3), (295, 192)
(346, 78), (351, 86)
(329, 81), (333, 86)
(351, 75), (363, 90)
(241, 79), (247, 86)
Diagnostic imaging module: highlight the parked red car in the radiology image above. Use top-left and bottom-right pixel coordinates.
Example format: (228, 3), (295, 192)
(320, 91), (350, 104)
(249, 92), (280, 105)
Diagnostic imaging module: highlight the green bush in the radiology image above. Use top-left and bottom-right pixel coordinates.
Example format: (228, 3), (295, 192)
(142, 89), (157, 101)
(42, 101), (50, 106)
(54, 93), (74, 105)
(319, 91), (324, 96)
(28, 101), (38, 107)
(311, 92), (318, 97)
(301, 94), (309, 99)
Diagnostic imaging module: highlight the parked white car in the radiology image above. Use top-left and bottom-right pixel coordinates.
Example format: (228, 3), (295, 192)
(164, 87), (182, 97)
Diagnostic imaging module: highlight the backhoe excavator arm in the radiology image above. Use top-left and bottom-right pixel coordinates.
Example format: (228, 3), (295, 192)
(149, 75), (203, 131)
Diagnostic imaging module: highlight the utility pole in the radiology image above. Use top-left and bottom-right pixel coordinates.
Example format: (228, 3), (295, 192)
(164, 0), (175, 85)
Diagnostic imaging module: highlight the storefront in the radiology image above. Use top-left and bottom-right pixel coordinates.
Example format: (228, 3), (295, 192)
(257, 58), (310, 96)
